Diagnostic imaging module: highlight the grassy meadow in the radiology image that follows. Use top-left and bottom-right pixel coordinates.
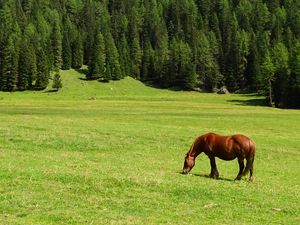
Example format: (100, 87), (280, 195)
(0, 69), (299, 225)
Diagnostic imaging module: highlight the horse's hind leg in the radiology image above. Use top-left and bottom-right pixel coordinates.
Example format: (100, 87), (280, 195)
(249, 158), (254, 182)
(235, 157), (244, 180)
(209, 156), (219, 179)
(243, 156), (255, 181)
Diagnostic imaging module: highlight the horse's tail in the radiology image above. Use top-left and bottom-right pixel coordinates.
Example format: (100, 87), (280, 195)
(243, 139), (256, 176)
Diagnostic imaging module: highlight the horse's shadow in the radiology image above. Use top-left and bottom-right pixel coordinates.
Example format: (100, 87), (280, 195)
(178, 172), (233, 182)
(192, 173), (233, 182)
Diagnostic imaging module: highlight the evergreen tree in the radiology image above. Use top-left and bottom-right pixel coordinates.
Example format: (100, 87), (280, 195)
(61, 16), (73, 70)
(285, 41), (300, 108)
(209, 12), (222, 42)
(169, 38), (196, 90)
(131, 30), (142, 79)
(88, 32), (106, 80)
(118, 33), (131, 77)
(194, 31), (221, 91)
(35, 48), (49, 90)
(18, 37), (37, 90)
(245, 31), (260, 89)
(271, 7), (287, 43)
(252, 1), (270, 32)
(236, 0), (252, 31)
(0, 3), (13, 90)
(105, 32), (122, 80)
(260, 50), (276, 106)
(21, 0), (31, 16)
(256, 31), (272, 88)
(271, 42), (290, 107)
(1, 37), (18, 91)
(141, 38), (154, 82)
(15, 0), (27, 31)
(72, 33), (83, 69)
(236, 30), (250, 90)
(81, 0), (97, 65)
(62, 32), (72, 70)
(52, 72), (63, 91)
(52, 12), (62, 71)
(154, 35), (169, 85)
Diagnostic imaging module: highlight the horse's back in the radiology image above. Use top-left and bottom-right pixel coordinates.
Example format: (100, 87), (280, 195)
(202, 133), (255, 159)
(201, 133), (236, 159)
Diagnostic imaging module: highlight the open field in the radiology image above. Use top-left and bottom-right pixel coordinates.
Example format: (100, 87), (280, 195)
(0, 69), (299, 224)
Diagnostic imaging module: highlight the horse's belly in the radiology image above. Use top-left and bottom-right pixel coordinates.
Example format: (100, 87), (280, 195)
(214, 150), (236, 161)
(216, 154), (236, 161)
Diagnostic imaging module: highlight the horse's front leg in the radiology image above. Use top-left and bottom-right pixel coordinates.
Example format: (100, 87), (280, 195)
(209, 156), (219, 179)
(235, 157), (244, 180)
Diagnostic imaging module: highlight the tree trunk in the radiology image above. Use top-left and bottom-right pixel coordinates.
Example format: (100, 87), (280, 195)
(268, 79), (273, 107)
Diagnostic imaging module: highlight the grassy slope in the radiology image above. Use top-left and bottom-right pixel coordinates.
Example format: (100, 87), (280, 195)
(0, 69), (299, 225)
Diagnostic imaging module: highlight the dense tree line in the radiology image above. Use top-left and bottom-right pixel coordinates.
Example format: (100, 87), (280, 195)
(0, 0), (299, 108)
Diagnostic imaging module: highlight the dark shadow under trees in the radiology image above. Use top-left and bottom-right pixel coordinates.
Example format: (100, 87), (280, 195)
(227, 99), (267, 107)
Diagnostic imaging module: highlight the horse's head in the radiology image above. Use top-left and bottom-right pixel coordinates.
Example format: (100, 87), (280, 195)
(182, 154), (195, 174)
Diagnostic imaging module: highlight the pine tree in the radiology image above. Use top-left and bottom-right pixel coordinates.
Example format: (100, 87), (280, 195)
(209, 12), (222, 42)
(52, 12), (62, 72)
(1, 37), (18, 91)
(154, 35), (169, 85)
(0, 3), (13, 90)
(105, 32), (122, 80)
(141, 38), (154, 82)
(118, 33), (131, 77)
(271, 7), (287, 43)
(207, 31), (223, 89)
(72, 33), (83, 69)
(236, 30), (250, 90)
(0, 7), (21, 91)
(52, 72), (63, 91)
(169, 38), (196, 90)
(62, 32), (72, 70)
(21, 0), (31, 16)
(285, 41), (300, 108)
(15, 0), (27, 31)
(81, 0), (97, 65)
(35, 48), (49, 90)
(195, 31), (221, 91)
(236, 0), (253, 31)
(271, 42), (290, 107)
(88, 32), (106, 80)
(61, 16), (73, 70)
(256, 31), (272, 90)
(131, 30), (142, 79)
(245, 31), (260, 90)
(18, 37), (37, 90)
(260, 50), (276, 106)
(218, 0), (233, 80)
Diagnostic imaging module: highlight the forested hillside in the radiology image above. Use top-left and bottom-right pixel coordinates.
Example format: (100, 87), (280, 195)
(0, 0), (299, 107)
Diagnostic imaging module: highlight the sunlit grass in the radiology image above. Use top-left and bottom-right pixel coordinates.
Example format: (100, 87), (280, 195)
(0, 69), (299, 224)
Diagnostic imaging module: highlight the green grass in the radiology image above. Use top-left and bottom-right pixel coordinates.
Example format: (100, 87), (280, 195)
(0, 69), (299, 225)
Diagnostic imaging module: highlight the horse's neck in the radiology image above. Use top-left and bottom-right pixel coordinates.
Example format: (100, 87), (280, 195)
(188, 140), (201, 158)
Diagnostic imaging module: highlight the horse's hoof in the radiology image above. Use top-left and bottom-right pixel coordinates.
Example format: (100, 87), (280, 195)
(209, 174), (218, 179)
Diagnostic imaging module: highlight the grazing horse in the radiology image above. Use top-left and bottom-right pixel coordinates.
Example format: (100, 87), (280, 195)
(182, 133), (256, 181)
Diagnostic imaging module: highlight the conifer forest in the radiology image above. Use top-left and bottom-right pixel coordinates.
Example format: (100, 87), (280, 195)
(0, 0), (299, 108)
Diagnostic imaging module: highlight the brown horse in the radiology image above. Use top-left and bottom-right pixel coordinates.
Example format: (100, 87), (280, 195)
(182, 133), (256, 181)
